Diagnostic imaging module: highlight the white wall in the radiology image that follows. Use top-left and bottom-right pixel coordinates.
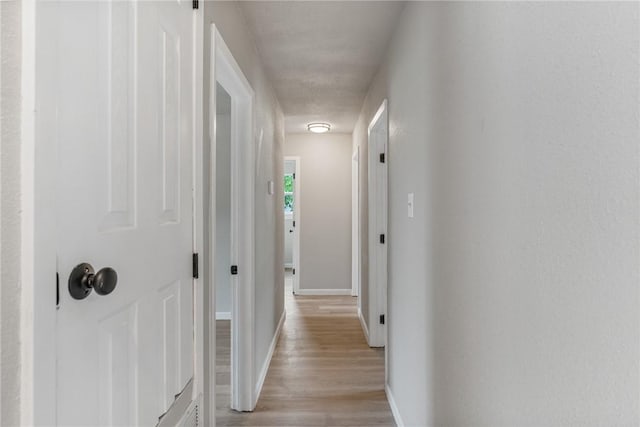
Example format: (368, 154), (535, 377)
(284, 133), (352, 292)
(203, 1), (285, 421)
(354, 2), (639, 425)
(214, 84), (232, 316)
(1, 0), (22, 424)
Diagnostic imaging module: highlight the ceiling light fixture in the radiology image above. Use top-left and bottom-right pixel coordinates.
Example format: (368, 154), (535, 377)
(307, 122), (331, 134)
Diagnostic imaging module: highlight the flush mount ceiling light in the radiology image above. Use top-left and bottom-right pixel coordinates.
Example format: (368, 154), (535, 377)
(307, 122), (331, 134)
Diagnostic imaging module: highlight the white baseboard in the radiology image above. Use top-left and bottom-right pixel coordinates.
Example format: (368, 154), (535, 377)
(358, 308), (370, 345)
(295, 288), (352, 296)
(385, 384), (405, 427)
(216, 311), (231, 320)
(254, 309), (286, 402)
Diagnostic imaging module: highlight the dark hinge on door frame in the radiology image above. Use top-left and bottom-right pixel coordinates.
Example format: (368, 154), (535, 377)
(56, 272), (60, 308)
(293, 220), (296, 227)
(379, 233), (385, 244)
(192, 0), (199, 9)
(380, 314), (385, 325)
(192, 253), (199, 279)
(292, 268), (296, 275)
(231, 265), (238, 275)
(379, 153), (385, 163)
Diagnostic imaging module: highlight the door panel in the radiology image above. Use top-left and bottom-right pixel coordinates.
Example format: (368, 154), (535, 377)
(96, 0), (136, 231)
(284, 217), (293, 265)
(159, 27), (182, 224)
(54, 1), (196, 425)
(97, 304), (138, 426)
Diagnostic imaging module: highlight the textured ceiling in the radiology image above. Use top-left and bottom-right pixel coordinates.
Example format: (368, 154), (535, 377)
(239, 1), (405, 134)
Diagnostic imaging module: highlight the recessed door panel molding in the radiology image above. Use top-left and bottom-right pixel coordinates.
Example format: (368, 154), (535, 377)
(98, 1), (137, 231)
(159, 28), (182, 224)
(98, 304), (139, 426)
(159, 281), (183, 412)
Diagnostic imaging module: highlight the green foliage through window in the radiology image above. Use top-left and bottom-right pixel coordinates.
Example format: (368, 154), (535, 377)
(284, 174), (294, 213)
(284, 175), (294, 193)
(284, 194), (294, 213)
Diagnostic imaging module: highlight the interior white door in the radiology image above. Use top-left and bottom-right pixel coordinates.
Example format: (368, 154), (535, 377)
(54, 1), (196, 425)
(284, 217), (294, 266)
(367, 100), (388, 348)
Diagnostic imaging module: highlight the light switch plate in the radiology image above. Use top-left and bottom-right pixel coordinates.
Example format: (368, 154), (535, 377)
(408, 193), (414, 218)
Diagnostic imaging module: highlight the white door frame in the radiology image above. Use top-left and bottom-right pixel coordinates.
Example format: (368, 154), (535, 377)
(21, 2), (205, 424)
(284, 156), (301, 294)
(352, 148), (360, 297)
(208, 25), (256, 415)
(367, 99), (388, 348)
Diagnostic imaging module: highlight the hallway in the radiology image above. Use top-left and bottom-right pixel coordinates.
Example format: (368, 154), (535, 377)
(5, 1), (638, 425)
(216, 273), (394, 426)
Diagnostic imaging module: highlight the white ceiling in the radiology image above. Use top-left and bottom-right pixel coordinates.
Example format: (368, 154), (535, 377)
(239, 1), (405, 134)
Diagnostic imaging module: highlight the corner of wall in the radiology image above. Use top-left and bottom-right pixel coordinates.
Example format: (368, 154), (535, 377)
(0, 0), (23, 424)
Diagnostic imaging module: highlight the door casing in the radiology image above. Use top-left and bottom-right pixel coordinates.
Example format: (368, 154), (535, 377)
(352, 148), (360, 298)
(206, 25), (257, 420)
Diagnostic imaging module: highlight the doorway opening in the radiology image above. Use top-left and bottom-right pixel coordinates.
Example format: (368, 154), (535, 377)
(214, 82), (233, 422)
(284, 157), (301, 294)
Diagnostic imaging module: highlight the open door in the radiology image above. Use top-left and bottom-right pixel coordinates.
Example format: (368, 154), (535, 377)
(284, 157), (301, 294)
(45, 1), (200, 425)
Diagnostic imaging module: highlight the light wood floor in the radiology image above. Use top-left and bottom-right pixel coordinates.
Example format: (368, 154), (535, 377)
(215, 274), (395, 426)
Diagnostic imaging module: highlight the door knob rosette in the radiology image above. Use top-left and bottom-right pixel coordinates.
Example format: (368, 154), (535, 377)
(68, 263), (118, 300)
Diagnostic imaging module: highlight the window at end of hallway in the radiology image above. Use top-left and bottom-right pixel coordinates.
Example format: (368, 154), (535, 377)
(284, 174), (294, 214)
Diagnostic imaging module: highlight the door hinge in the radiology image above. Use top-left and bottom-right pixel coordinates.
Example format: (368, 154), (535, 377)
(231, 265), (238, 275)
(292, 268), (296, 275)
(379, 233), (385, 244)
(293, 220), (296, 227)
(56, 272), (60, 308)
(293, 173), (296, 180)
(192, 0), (199, 9)
(192, 253), (199, 279)
(379, 153), (385, 163)
(380, 314), (385, 325)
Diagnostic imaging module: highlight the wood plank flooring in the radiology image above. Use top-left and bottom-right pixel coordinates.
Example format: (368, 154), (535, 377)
(215, 274), (395, 426)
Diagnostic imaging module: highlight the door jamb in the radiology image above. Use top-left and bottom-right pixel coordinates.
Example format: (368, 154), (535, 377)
(284, 156), (301, 294)
(21, 0), (57, 423)
(208, 25), (256, 415)
(367, 99), (388, 349)
(192, 0), (205, 415)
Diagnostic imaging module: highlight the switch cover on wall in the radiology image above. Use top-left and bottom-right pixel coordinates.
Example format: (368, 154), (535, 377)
(408, 193), (414, 218)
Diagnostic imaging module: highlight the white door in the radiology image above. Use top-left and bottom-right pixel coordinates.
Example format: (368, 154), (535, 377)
(54, 1), (196, 425)
(284, 217), (294, 266)
(367, 100), (388, 348)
